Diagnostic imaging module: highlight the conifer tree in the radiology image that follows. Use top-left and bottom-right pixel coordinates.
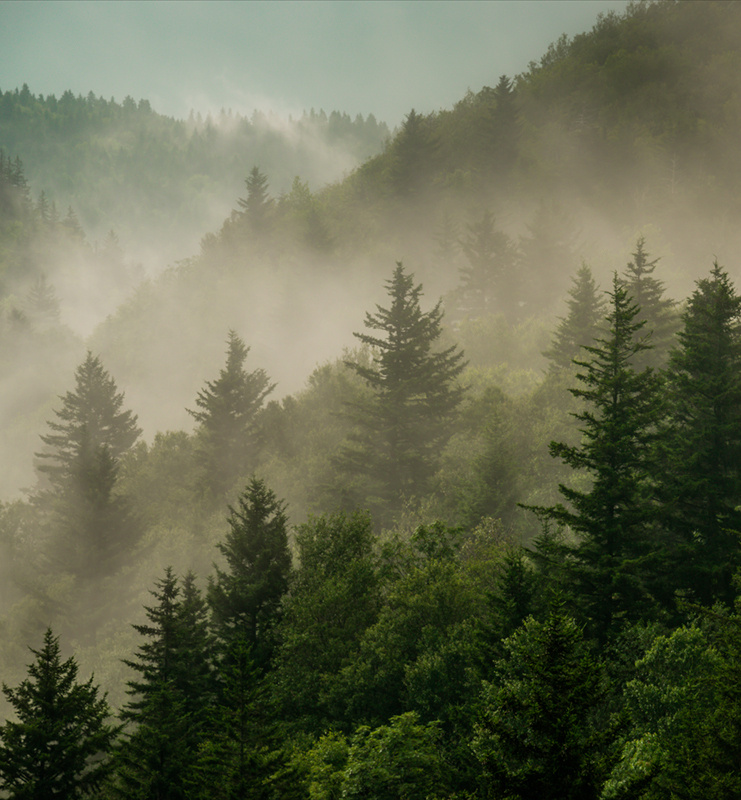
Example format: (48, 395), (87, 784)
(621, 237), (677, 369)
(208, 477), (290, 670)
(660, 262), (741, 605)
(0, 629), (118, 799)
(544, 263), (606, 371)
(533, 274), (664, 643)
(340, 263), (466, 524)
(34, 352), (141, 579)
(238, 166), (273, 235)
(116, 569), (216, 799)
(457, 209), (517, 318)
(390, 109), (439, 198)
(188, 331), (275, 498)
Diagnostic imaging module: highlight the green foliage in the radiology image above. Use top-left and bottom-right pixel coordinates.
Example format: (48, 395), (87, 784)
(34, 352), (142, 581)
(116, 568), (216, 799)
(189, 638), (280, 800)
(474, 610), (611, 800)
(659, 262), (741, 606)
(604, 624), (721, 800)
(544, 263), (606, 371)
(271, 511), (379, 731)
(188, 330), (275, 499)
(621, 237), (677, 370)
(208, 477), (290, 669)
(342, 712), (445, 800)
(340, 263), (466, 526)
(455, 209), (518, 320)
(0, 628), (118, 799)
(533, 275), (664, 642)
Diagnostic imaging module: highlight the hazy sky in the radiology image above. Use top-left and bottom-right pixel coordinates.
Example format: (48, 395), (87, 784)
(2, 0), (630, 127)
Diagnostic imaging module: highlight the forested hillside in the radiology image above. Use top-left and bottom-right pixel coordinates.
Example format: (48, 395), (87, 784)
(0, 86), (388, 266)
(2, 1), (741, 797)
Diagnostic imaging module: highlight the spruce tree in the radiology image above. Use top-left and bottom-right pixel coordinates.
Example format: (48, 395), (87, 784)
(660, 262), (741, 606)
(188, 331), (275, 499)
(34, 352), (141, 579)
(544, 263), (606, 372)
(390, 109), (439, 198)
(457, 209), (517, 319)
(116, 568), (216, 800)
(621, 237), (677, 369)
(533, 274), (664, 643)
(0, 629), (118, 799)
(208, 477), (290, 670)
(340, 263), (466, 524)
(237, 166), (273, 235)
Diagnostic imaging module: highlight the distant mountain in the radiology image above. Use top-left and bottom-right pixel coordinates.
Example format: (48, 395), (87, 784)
(0, 86), (389, 267)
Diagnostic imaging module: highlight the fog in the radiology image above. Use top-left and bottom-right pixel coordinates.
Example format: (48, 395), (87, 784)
(2, 0), (741, 718)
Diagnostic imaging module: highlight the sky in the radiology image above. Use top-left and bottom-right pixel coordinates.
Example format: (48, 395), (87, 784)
(2, 0), (630, 127)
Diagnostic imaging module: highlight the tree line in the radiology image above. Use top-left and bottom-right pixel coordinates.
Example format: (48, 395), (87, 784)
(1, 245), (741, 797)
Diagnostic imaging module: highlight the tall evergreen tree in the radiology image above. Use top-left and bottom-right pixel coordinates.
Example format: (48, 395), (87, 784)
(116, 568), (216, 800)
(208, 477), (290, 670)
(34, 352), (141, 579)
(390, 109), (439, 198)
(188, 331), (275, 499)
(457, 209), (517, 319)
(621, 237), (677, 369)
(660, 262), (741, 606)
(237, 166), (273, 235)
(518, 200), (577, 316)
(544, 263), (606, 371)
(0, 629), (118, 799)
(339, 263), (466, 524)
(532, 274), (664, 643)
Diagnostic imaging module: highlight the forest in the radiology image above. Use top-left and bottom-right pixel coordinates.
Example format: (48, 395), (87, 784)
(1, 1), (741, 797)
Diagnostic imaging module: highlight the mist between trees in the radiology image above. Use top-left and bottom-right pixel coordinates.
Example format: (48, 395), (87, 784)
(2, 1), (741, 797)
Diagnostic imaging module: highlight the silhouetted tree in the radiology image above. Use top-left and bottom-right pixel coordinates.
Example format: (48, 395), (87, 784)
(188, 331), (275, 499)
(238, 166), (274, 235)
(622, 237), (677, 369)
(544, 263), (606, 371)
(34, 352), (141, 579)
(457, 210), (517, 318)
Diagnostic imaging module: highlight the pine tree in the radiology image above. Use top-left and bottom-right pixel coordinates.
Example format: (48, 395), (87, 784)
(339, 263), (466, 524)
(532, 274), (664, 643)
(188, 331), (275, 498)
(34, 352), (141, 579)
(24, 273), (61, 331)
(544, 263), (606, 371)
(621, 237), (677, 369)
(390, 109), (439, 198)
(208, 477), (290, 670)
(660, 262), (741, 606)
(237, 166), (273, 235)
(478, 74), (519, 178)
(116, 569), (216, 800)
(457, 209), (517, 319)
(0, 629), (118, 799)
